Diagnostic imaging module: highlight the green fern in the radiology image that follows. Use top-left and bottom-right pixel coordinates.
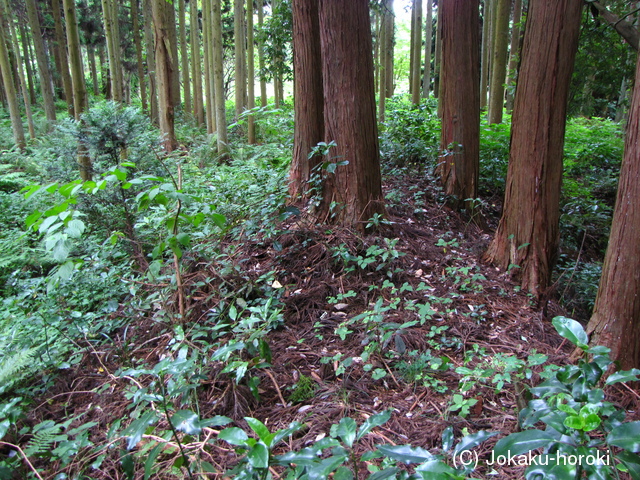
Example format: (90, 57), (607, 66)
(0, 347), (39, 395)
(25, 420), (67, 457)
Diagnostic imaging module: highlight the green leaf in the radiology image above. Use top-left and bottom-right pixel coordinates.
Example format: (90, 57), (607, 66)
(245, 417), (274, 446)
(306, 454), (349, 480)
(66, 219), (85, 238)
(122, 452), (135, 480)
(583, 414), (601, 432)
(525, 462), (577, 480)
(367, 468), (400, 480)
(334, 466), (354, 480)
(494, 430), (556, 457)
(247, 441), (269, 469)
(442, 426), (454, 452)
(0, 419), (10, 439)
(123, 410), (159, 450)
(415, 459), (459, 477)
(552, 317), (589, 350)
(607, 422), (640, 452)
(331, 417), (357, 448)
(171, 410), (201, 435)
(377, 444), (435, 464)
(453, 430), (498, 456)
(605, 369), (640, 385)
(144, 444), (163, 480)
(218, 427), (249, 446)
(357, 410), (391, 441)
(52, 237), (73, 262)
(616, 450), (640, 480)
(211, 213), (226, 229)
(563, 415), (585, 430)
(372, 368), (387, 380)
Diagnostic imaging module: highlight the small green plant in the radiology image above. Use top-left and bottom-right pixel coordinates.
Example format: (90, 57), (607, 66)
(288, 374), (316, 404)
(494, 316), (640, 479)
(448, 394), (478, 419)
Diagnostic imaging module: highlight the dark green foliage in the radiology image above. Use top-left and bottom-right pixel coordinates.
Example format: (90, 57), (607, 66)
(379, 96), (440, 167)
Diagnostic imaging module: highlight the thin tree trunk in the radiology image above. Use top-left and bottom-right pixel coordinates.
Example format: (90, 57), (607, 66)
(586, 46), (640, 370)
(63, 0), (91, 180)
(410, 0), (422, 105)
(257, 2), (267, 106)
(0, 4), (25, 149)
(6, 5), (35, 139)
(290, 0), (323, 199)
(191, 0), (204, 125)
(25, 0), (56, 124)
(143, 0), (158, 123)
(434, 3), (441, 102)
(234, 0), (246, 119)
(378, 0), (388, 122)
(203, 0), (215, 133)
(213, 0), (228, 159)
(480, 0), (492, 109)
(51, 0), (74, 115)
(132, 0), (147, 111)
(87, 46), (99, 96)
(385, 0), (394, 97)
(179, 0), (191, 113)
(505, 0), (523, 112)
(436, 0), (480, 208)
(166, 3), (180, 108)
(18, 22), (37, 105)
(102, 0), (122, 102)
(487, 0), (509, 124)
(422, 0), (432, 98)
(247, 0), (256, 143)
(484, 0), (583, 296)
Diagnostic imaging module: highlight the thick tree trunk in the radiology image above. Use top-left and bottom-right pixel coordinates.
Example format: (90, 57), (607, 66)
(152, 0), (178, 151)
(290, 0), (323, 200)
(487, 0), (509, 124)
(385, 0), (394, 98)
(25, 0), (56, 124)
(484, 0), (582, 296)
(0, 5), (25, 149)
(318, 0), (384, 228)
(505, 0), (523, 112)
(436, 0), (480, 207)
(410, 0), (422, 105)
(167, 4), (181, 108)
(191, 0), (204, 125)
(51, 0), (73, 115)
(586, 48), (640, 370)
(132, 0), (146, 111)
(213, 0), (228, 159)
(422, 0), (432, 98)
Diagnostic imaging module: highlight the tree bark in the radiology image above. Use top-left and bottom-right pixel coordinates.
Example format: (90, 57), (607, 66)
(410, 0), (422, 105)
(18, 22), (37, 105)
(590, 1), (639, 51)
(63, 0), (91, 180)
(25, 0), (56, 124)
(152, 0), (178, 151)
(191, 0), (205, 125)
(317, 0), (384, 228)
(102, 0), (122, 102)
(257, 2), (267, 107)
(422, 0), (432, 98)
(132, 0), (147, 111)
(434, 3), (441, 103)
(290, 0), (323, 200)
(484, 0), (583, 296)
(51, 0), (74, 115)
(247, 0), (256, 143)
(179, 0), (191, 113)
(586, 47), (640, 370)
(203, 0), (216, 133)
(487, 0), (510, 124)
(480, 0), (492, 110)
(505, 0), (523, 112)
(0, 3), (25, 149)
(143, 0), (159, 123)
(234, 0), (247, 119)
(213, 0), (228, 159)
(436, 0), (480, 207)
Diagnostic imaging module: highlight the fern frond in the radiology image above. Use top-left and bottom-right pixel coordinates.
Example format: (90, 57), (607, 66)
(0, 347), (39, 394)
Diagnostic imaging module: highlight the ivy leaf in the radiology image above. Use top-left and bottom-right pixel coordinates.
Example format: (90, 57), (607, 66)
(552, 317), (589, 350)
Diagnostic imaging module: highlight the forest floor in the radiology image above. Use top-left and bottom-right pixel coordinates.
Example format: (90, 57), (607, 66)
(26, 166), (640, 479)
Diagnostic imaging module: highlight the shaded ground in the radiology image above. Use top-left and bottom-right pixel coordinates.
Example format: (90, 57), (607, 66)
(21, 168), (640, 479)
